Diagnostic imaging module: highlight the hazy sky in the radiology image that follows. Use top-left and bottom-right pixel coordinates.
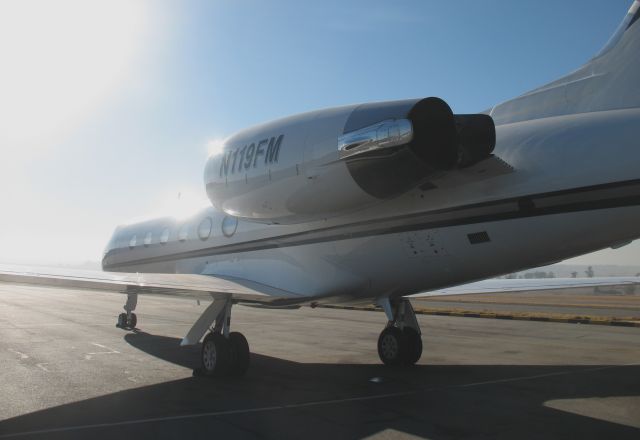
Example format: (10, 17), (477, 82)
(0, 0), (636, 266)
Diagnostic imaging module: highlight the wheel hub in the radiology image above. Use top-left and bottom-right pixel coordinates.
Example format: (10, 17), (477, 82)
(202, 341), (217, 371)
(381, 334), (399, 359)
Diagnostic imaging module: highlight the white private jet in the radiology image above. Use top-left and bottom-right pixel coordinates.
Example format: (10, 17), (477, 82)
(2, 2), (640, 376)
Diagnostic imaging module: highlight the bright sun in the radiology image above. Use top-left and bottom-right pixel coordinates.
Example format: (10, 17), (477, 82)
(0, 1), (152, 265)
(0, 0), (148, 150)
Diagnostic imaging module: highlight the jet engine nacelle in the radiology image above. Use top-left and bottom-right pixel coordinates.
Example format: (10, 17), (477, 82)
(204, 97), (495, 224)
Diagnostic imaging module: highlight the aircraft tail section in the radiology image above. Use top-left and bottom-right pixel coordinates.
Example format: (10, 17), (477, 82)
(490, 1), (640, 125)
(597, 0), (640, 57)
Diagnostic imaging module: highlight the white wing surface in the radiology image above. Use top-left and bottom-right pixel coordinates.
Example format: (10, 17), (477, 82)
(2, 264), (638, 305)
(0, 264), (303, 304)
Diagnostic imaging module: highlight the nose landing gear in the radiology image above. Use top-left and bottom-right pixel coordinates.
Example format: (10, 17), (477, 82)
(376, 298), (423, 366)
(116, 292), (138, 329)
(117, 312), (137, 329)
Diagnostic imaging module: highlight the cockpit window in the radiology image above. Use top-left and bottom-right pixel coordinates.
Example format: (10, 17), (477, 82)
(143, 232), (152, 247)
(129, 235), (137, 249)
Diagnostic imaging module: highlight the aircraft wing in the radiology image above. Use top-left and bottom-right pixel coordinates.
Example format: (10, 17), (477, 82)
(412, 277), (640, 297)
(0, 264), (303, 304)
(2, 264), (638, 304)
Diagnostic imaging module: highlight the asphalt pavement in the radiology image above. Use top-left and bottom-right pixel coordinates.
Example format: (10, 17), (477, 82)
(0, 284), (639, 439)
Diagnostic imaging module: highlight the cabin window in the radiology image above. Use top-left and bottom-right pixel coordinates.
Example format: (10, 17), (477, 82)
(198, 217), (213, 241)
(143, 232), (152, 247)
(129, 235), (137, 249)
(178, 224), (189, 242)
(221, 215), (238, 237)
(160, 228), (170, 244)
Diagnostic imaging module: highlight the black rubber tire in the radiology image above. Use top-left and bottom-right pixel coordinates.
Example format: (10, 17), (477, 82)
(201, 333), (231, 376)
(401, 327), (422, 366)
(116, 313), (127, 328)
(228, 332), (250, 376)
(377, 327), (404, 366)
(127, 313), (137, 329)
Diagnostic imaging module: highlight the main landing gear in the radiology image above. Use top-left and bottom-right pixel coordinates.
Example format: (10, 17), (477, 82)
(181, 297), (250, 377)
(377, 298), (423, 366)
(115, 292), (249, 377)
(201, 330), (250, 377)
(116, 292), (138, 329)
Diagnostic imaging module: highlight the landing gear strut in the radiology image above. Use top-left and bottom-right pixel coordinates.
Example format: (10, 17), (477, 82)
(376, 298), (422, 366)
(116, 292), (138, 329)
(182, 297), (250, 377)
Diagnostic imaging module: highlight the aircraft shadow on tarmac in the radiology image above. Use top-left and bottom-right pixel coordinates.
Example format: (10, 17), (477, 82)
(0, 331), (638, 440)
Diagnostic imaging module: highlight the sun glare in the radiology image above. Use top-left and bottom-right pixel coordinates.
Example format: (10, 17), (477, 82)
(124, 188), (212, 225)
(0, 0), (148, 151)
(207, 138), (227, 157)
(162, 189), (211, 221)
